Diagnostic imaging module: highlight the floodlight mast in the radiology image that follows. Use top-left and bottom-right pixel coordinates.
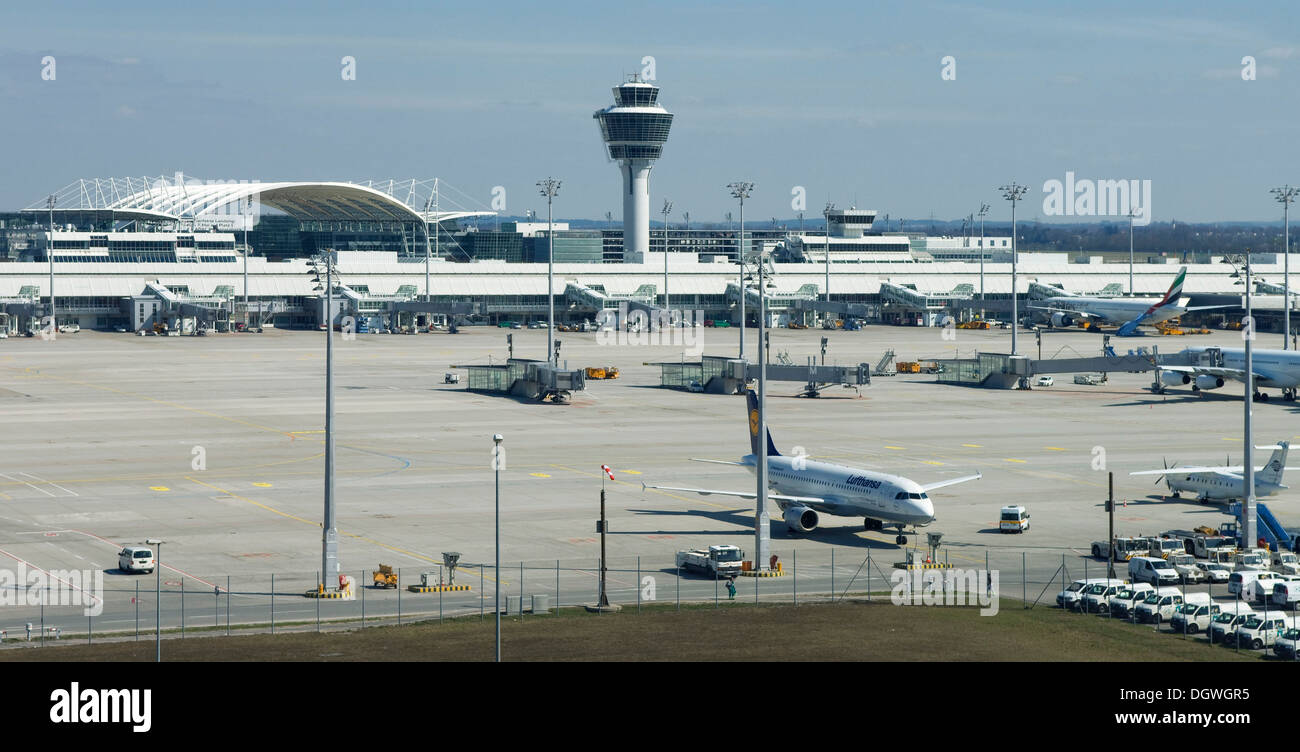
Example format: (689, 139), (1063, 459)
(977, 202), (989, 318)
(823, 201), (835, 307)
(1271, 185), (1298, 351)
(537, 178), (561, 363)
(999, 182), (1029, 357)
(728, 182), (754, 359)
(661, 199), (673, 309)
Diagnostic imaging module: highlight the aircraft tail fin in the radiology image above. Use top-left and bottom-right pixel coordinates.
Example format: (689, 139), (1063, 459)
(1260, 441), (1289, 486)
(744, 389), (781, 457)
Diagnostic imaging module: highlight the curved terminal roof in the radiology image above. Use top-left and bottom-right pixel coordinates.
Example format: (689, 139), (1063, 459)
(25, 177), (494, 225)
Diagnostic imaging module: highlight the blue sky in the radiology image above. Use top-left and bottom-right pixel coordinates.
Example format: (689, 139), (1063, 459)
(2, 0), (1298, 223)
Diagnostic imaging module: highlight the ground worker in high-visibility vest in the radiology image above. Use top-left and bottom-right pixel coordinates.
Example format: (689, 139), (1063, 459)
(725, 578), (737, 600)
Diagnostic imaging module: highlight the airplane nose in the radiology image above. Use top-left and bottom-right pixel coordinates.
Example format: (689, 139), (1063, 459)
(916, 498), (934, 521)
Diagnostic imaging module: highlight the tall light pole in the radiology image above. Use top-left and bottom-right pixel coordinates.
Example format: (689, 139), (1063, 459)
(492, 434), (503, 662)
(1126, 205), (1137, 297)
(823, 202), (835, 306)
(147, 538), (163, 662)
(661, 199), (673, 309)
(46, 194), (56, 333)
(1244, 259), (1256, 549)
(978, 203), (989, 318)
(728, 182), (753, 359)
(309, 256), (339, 592)
(1271, 185), (1297, 350)
(537, 178), (561, 363)
(999, 182), (1029, 356)
(243, 196), (252, 329)
(754, 253), (772, 571)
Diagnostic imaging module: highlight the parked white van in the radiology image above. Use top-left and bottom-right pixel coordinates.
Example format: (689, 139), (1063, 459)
(1273, 551), (1300, 576)
(1234, 612), (1295, 650)
(117, 545), (155, 574)
(1208, 604), (1255, 644)
(1167, 594), (1217, 634)
(1075, 579), (1127, 612)
(1270, 580), (1300, 609)
(1134, 587), (1185, 623)
(1271, 628), (1300, 660)
(1056, 578), (1111, 609)
(1107, 583), (1157, 618)
(1129, 556), (1179, 587)
(1229, 570), (1280, 598)
(999, 505), (1030, 533)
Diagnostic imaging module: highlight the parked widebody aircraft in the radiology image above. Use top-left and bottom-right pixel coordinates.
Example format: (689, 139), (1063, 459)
(1153, 345), (1300, 401)
(642, 391), (980, 545)
(1030, 267), (1226, 336)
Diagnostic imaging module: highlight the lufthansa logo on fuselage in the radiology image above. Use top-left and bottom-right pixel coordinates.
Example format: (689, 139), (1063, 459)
(845, 474), (882, 490)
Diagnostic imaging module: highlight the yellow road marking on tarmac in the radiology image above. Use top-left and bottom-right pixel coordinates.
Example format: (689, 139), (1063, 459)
(1222, 437), (1237, 442)
(529, 473), (551, 478)
(550, 463), (735, 510)
(150, 486), (169, 491)
(922, 461), (944, 465)
(1045, 447), (1067, 451)
(620, 470), (642, 475)
(184, 477), (502, 583)
(1003, 458), (1027, 464)
(252, 482), (273, 488)
(884, 446), (905, 450)
(962, 443), (982, 448)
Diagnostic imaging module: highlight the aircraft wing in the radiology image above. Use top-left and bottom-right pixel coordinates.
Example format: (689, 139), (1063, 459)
(1028, 305), (1104, 320)
(1213, 470), (1244, 480)
(1185, 305), (1235, 312)
(641, 482), (824, 506)
(689, 458), (750, 466)
(1157, 365), (1272, 384)
(920, 472), (982, 492)
(1132, 466), (1300, 476)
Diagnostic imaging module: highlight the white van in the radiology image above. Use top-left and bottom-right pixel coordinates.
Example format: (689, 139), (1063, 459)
(1229, 570), (1280, 598)
(1168, 594), (1220, 634)
(1273, 551), (1300, 576)
(1135, 587), (1184, 623)
(1208, 604), (1255, 644)
(1271, 628), (1300, 660)
(1129, 556), (1179, 586)
(999, 505), (1030, 534)
(1079, 580), (1129, 613)
(1234, 613), (1295, 650)
(1270, 580), (1300, 609)
(1056, 577), (1111, 609)
(1107, 583), (1157, 618)
(117, 545), (155, 574)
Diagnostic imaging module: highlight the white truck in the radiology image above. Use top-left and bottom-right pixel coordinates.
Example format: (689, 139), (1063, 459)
(1146, 537), (1184, 560)
(1091, 536), (1151, 562)
(1232, 551), (1269, 572)
(1272, 550), (1300, 576)
(676, 545), (745, 578)
(1186, 535), (1237, 560)
(1167, 553), (1205, 584)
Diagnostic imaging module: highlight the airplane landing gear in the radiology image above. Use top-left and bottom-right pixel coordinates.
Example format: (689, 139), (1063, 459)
(895, 535), (908, 545)
(1253, 391), (1270, 402)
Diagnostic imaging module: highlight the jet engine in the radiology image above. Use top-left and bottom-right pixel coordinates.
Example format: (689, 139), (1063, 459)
(1194, 374), (1225, 390)
(1050, 312), (1074, 328)
(1161, 371), (1191, 386)
(783, 506), (819, 533)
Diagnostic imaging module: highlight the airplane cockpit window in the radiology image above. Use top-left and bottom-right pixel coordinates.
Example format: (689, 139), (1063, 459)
(895, 492), (907, 499)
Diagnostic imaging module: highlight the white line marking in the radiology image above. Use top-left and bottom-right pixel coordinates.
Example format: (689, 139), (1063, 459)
(0, 472), (56, 497)
(18, 472), (79, 497)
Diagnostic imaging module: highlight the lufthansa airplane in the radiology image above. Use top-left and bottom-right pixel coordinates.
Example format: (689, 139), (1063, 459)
(642, 391), (981, 545)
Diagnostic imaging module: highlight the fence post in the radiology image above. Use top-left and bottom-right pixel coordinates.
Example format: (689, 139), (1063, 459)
(676, 563), (680, 612)
(271, 573), (275, 634)
(88, 614), (91, 645)
(637, 557), (642, 612)
(226, 575), (231, 636)
(214, 583), (219, 629)
(793, 550), (797, 607)
(180, 578), (185, 638)
(831, 547), (835, 600)
(556, 560), (560, 612)
(439, 575), (443, 623)
(316, 571), (321, 632)
(397, 567), (402, 625)
(361, 570), (366, 628)
(1022, 552), (1027, 608)
(480, 565), (484, 620)
(866, 548), (871, 602)
(135, 581), (139, 640)
(521, 561), (525, 618)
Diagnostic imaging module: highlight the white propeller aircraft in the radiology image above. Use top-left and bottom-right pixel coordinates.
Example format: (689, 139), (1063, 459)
(641, 390), (981, 545)
(1130, 441), (1293, 502)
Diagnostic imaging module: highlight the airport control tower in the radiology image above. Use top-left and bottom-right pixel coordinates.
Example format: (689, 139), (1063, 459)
(594, 75), (673, 263)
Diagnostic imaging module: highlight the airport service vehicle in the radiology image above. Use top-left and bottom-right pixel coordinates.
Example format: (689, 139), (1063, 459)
(1234, 613), (1295, 650)
(1146, 537), (1184, 560)
(1075, 580), (1127, 613)
(1228, 570), (1279, 597)
(999, 505), (1030, 533)
(1057, 578), (1114, 609)
(443, 372), (460, 384)
(1030, 267), (1223, 336)
(1106, 584), (1156, 618)
(1272, 551), (1300, 576)
(1168, 595), (1219, 633)
(1092, 536), (1151, 562)
(1152, 345), (1300, 401)
(1073, 374), (1105, 386)
(644, 390), (980, 545)
(1134, 588), (1185, 623)
(1197, 561), (1232, 584)
(676, 545), (744, 578)
(1186, 534), (1238, 559)
(1208, 604), (1256, 644)
(687, 380), (704, 393)
(1035, 375), (1054, 387)
(1167, 553), (1205, 583)
(1131, 442), (1292, 503)
(1270, 581), (1300, 609)
(117, 546), (155, 574)
(372, 564), (399, 588)
(1271, 628), (1300, 659)
(1233, 551), (1269, 572)
(1129, 556), (1179, 586)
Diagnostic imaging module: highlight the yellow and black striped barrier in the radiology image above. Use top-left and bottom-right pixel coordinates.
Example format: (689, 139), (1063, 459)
(892, 562), (954, 571)
(407, 584), (472, 593)
(304, 589), (350, 599)
(739, 569), (785, 578)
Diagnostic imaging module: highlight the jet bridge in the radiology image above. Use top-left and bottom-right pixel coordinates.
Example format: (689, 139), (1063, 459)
(453, 357), (586, 403)
(649, 354), (870, 395)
